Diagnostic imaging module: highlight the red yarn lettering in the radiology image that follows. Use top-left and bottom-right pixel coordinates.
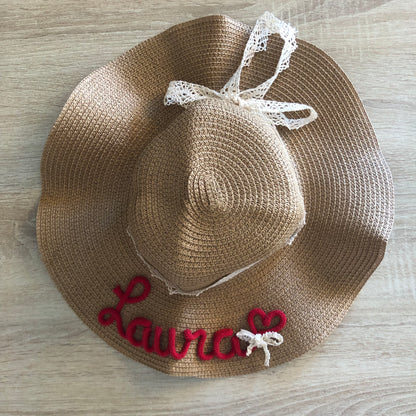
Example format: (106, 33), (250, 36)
(153, 326), (170, 357)
(232, 335), (249, 357)
(113, 275), (151, 310)
(212, 328), (235, 360)
(185, 329), (215, 361)
(169, 328), (193, 359)
(247, 307), (286, 334)
(98, 276), (286, 363)
(125, 317), (152, 348)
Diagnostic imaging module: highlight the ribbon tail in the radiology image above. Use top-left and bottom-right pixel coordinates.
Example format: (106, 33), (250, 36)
(220, 12), (297, 99)
(252, 99), (318, 130)
(263, 346), (271, 366)
(164, 80), (221, 107)
(246, 344), (255, 357)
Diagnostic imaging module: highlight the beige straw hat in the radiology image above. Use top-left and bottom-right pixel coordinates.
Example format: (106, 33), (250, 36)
(36, 12), (394, 377)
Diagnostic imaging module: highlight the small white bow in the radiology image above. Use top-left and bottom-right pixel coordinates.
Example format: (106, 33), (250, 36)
(236, 329), (284, 366)
(164, 12), (317, 130)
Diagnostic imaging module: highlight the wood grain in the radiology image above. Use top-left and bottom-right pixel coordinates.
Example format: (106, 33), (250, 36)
(1, 0), (415, 414)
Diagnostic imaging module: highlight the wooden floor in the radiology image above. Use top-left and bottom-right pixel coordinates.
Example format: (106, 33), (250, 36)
(1, 1), (415, 415)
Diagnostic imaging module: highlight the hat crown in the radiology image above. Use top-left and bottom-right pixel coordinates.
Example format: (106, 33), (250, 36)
(126, 12), (320, 295)
(188, 169), (229, 215)
(127, 99), (306, 294)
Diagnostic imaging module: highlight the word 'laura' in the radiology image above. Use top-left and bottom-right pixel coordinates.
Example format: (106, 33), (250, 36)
(98, 276), (286, 361)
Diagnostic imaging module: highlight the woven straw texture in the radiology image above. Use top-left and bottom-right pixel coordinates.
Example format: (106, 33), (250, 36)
(128, 98), (306, 293)
(36, 14), (394, 378)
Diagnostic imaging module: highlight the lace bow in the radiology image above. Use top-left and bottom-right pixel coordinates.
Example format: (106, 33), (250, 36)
(236, 329), (284, 366)
(164, 11), (317, 130)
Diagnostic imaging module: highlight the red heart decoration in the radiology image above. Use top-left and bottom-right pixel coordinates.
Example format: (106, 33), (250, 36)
(247, 308), (287, 334)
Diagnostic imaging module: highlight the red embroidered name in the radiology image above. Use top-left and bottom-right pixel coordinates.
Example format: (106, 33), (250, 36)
(98, 276), (286, 362)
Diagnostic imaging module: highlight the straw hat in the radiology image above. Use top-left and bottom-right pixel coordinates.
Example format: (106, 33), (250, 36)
(36, 12), (394, 377)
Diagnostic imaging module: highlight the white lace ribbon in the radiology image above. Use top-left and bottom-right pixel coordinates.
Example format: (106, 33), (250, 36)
(127, 226), (267, 296)
(164, 11), (317, 130)
(236, 329), (284, 366)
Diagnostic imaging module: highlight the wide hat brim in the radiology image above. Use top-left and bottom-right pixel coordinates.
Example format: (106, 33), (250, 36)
(36, 15), (394, 377)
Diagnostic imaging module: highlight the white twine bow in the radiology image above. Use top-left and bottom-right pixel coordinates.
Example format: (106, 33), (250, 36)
(164, 11), (317, 130)
(236, 329), (284, 366)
